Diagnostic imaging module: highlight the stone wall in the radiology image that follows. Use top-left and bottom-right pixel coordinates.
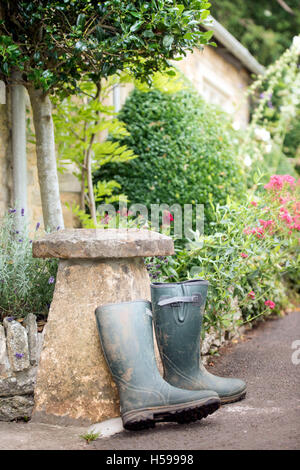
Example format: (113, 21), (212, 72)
(175, 46), (250, 128)
(0, 314), (44, 421)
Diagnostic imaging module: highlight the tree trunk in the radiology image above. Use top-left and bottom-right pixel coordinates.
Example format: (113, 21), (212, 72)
(86, 141), (97, 226)
(80, 167), (86, 211)
(85, 81), (102, 227)
(28, 87), (64, 231)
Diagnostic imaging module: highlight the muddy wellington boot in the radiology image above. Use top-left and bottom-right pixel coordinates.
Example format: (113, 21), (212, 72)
(151, 280), (247, 404)
(95, 300), (220, 431)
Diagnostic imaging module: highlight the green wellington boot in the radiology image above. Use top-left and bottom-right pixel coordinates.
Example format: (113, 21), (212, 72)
(95, 300), (220, 431)
(151, 280), (247, 404)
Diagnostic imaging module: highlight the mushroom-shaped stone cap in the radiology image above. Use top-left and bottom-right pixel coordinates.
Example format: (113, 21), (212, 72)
(32, 228), (174, 259)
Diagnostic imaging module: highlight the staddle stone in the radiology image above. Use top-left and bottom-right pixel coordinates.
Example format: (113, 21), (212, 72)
(31, 229), (174, 425)
(32, 228), (174, 259)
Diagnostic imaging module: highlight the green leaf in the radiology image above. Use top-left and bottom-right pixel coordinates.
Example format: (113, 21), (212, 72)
(163, 35), (174, 49)
(76, 14), (86, 29)
(130, 21), (144, 32)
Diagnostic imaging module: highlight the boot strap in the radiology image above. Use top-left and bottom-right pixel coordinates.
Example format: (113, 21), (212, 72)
(157, 294), (202, 307)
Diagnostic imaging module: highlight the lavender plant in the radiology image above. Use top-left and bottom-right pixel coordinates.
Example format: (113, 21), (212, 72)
(0, 210), (58, 321)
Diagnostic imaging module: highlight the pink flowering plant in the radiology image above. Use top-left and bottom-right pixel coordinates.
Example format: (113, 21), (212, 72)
(148, 174), (299, 332)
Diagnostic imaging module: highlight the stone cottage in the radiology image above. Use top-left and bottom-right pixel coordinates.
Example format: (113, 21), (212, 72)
(0, 17), (263, 230)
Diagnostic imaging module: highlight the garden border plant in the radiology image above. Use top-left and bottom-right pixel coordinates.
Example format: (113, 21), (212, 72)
(0, 209), (58, 322)
(145, 174), (300, 335)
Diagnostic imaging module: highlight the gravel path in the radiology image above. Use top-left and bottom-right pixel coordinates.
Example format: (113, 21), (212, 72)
(0, 311), (299, 450)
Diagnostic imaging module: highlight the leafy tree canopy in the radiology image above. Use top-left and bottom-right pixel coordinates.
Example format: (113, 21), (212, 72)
(0, 0), (213, 95)
(210, 0), (300, 65)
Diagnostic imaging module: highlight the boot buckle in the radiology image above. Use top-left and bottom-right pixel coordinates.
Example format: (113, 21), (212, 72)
(191, 294), (202, 305)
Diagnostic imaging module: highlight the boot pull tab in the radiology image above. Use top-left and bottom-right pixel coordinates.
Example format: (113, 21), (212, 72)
(157, 294), (202, 323)
(157, 294), (202, 308)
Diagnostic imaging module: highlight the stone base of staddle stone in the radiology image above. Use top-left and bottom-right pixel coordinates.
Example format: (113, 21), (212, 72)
(32, 257), (156, 426)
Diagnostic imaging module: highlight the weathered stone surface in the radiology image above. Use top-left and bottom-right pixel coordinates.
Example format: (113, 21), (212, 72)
(32, 257), (153, 425)
(24, 314), (38, 366)
(201, 331), (217, 355)
(0, 368), (36, 397)
(32, 228), (174, 259)
(0, 325), (10, 376)
(0, 395), (34, 421)
(36, 329), (45, 361)
(4, 319), (30, 372)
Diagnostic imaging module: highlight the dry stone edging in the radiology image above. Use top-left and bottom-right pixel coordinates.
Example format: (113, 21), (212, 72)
(0, 314), (44, 421)
(201, 297), (246, 364)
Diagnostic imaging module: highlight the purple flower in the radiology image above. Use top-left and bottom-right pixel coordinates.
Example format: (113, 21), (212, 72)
(57, 226), (60, 231)
(35, 222), (40, 231)
(8, 209), (16, 214)
(15, 230), (19, 234)
(48, 276), (55, 284)
(21, 208), (25, 216)
(18, 239), (23, 242)
(29, 240), (32, 244)
(15, 353), (24, 359)
(155, 264), (161, 268)
(7, 316), (14, 322)
(267, 100), (274, 109)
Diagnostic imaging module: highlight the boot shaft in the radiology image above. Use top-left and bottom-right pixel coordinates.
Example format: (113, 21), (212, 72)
(151, 280), (208, 378)
(95, 300), (161, 390)
(151, 280), (247, 402)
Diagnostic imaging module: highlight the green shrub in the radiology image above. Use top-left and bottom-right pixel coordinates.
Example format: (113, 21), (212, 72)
(0, 210), (58, 321)
(96, 85), (246, 234)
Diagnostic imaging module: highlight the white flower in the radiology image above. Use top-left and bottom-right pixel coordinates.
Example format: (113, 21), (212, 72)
(244, 155), (252, 167)
(292, 36), (300, 55)
(265, 143), (272, 154)
(232, 121), (240, 131)
(254, 127), (271, 142)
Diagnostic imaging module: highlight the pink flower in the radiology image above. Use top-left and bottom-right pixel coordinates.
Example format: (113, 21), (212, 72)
(248, 291), (255, 299)
(240, 252), (248, 258)
(244, 225), (265, 238)
(250, 201), (257, 207)
(280, 211), (293, 225)
(279, 196), (289, 205)
(162, 211), (174, 224)
(264, 300), (275, 309)
(251, 226), (265, 238)
(259, 219), (274, 229)
(264, 174), (296, 191)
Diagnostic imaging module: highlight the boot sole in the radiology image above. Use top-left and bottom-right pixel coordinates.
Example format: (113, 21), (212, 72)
(122, 397), (220, 431)
(220, 390), (247, 405)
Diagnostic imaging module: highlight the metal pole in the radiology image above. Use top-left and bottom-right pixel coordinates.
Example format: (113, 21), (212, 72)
(11, 71), (27, 231)
(113, 83), (121, 113)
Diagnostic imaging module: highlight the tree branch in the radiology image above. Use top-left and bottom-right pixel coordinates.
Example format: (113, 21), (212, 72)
(275, 0), (294, 15)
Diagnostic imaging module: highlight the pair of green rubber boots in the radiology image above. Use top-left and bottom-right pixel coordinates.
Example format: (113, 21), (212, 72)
(95, 279), (246, 431)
